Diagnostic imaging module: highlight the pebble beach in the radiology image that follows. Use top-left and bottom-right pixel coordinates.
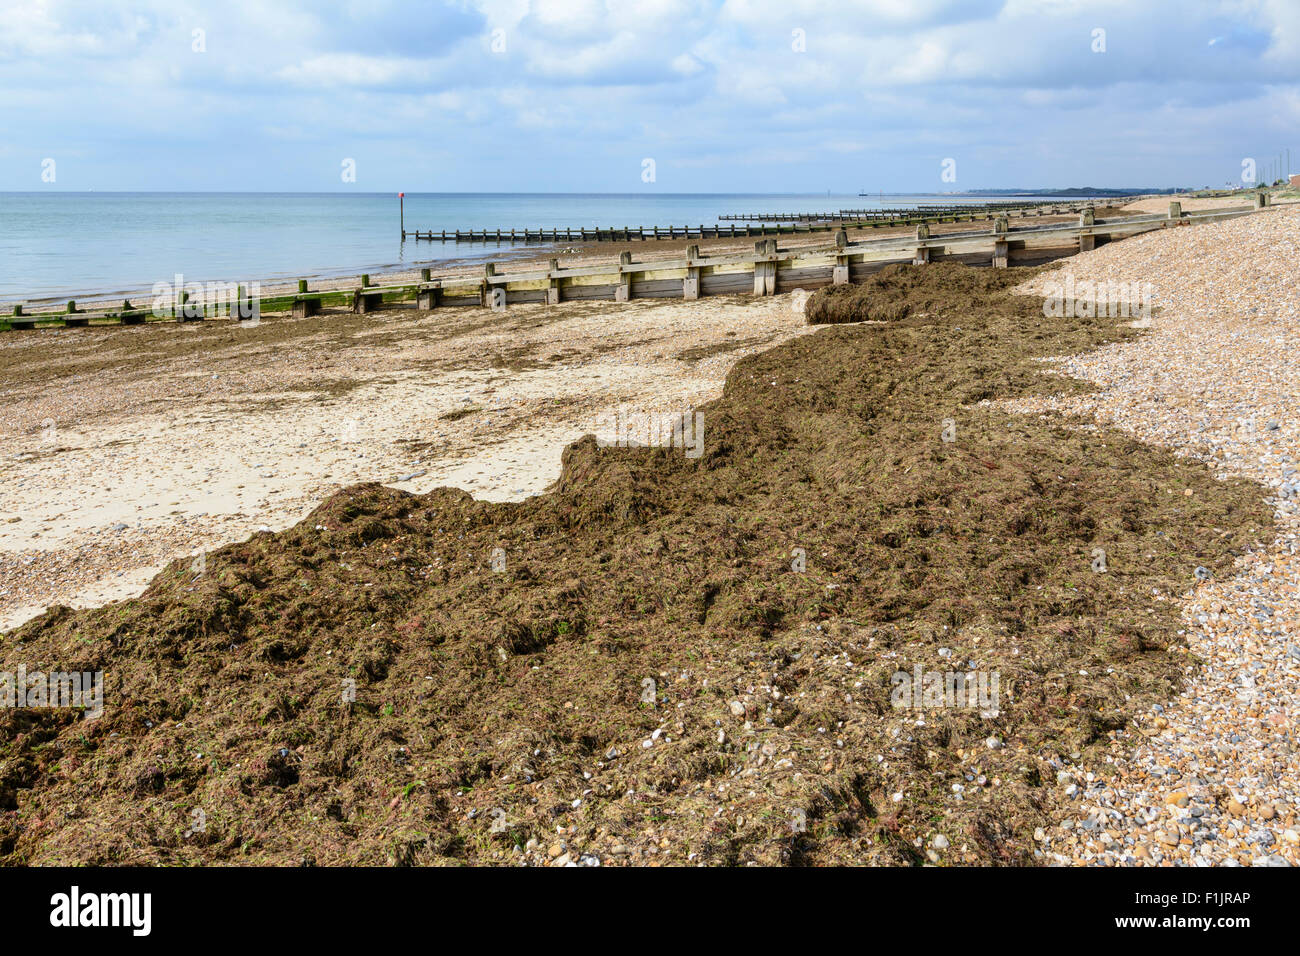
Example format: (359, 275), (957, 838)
(1008, 200), (1300, 866)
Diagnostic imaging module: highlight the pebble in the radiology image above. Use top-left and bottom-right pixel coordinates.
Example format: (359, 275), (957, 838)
(1009, 204), (1300, 867)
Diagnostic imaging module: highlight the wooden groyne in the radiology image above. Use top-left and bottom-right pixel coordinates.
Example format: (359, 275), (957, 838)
(5, 199), (1271, 330)
(406, 224), (799, 243)
(718, 200), (1094, 223)
(406, 200), (1105, 243)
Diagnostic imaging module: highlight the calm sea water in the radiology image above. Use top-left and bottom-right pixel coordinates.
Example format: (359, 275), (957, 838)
(0, 192), (1062, 304)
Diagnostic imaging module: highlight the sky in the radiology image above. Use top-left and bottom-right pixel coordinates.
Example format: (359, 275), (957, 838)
(1, 0), (1298, 192)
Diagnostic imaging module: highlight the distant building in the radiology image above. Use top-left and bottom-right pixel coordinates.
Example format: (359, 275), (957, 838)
(1291, 174), (1300, 188)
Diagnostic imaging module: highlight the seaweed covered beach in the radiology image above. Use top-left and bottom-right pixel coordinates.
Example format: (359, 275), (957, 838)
(0, 262), (1272, 866)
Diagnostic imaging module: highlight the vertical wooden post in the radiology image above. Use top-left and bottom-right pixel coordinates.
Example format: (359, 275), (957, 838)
(293, 278), (321, 318)
(683, 244), (700, 300)
(416, 268), (438, 309)
(1168, 201), (1182, 220)
(1078, 209), (1095, 252)
(833, 229), (849, 285)
(992, 217), (1009, 268)
(417, 281), (441, 310)
(913, 223), (931, 265)
(753, 239), (777, 295)
(615, 251), (633, 302)
(547, 258), (561, 305)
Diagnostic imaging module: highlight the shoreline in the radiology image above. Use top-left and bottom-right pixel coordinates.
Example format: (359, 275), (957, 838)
(7, 243), (542, 311)
(6, 207), (1145, 316)
(5, 190), (1220, 313)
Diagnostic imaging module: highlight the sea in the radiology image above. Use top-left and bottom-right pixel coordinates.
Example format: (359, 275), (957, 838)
(0, 191), (1075, 305)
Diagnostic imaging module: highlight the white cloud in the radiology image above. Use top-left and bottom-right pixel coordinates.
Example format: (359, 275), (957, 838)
(0, 0), (1296, 189)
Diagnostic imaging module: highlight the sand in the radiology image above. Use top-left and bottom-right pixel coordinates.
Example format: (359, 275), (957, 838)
(0, 293), (814, 631)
